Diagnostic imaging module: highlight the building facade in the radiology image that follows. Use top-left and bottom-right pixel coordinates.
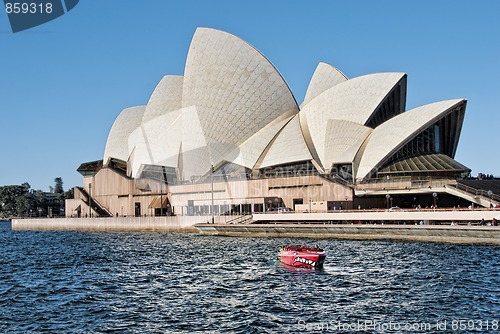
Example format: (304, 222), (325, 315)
(66, 28), (473, 218)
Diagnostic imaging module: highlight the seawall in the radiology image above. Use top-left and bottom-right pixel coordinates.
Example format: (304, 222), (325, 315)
(11, 211), (500, 244)
(11, 216), (211, 232)
(195, 223), (500, 244)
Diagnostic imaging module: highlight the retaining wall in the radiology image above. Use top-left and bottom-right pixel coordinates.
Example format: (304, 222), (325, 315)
(12, 216), (213, 232)
(195, 223), (500, 244)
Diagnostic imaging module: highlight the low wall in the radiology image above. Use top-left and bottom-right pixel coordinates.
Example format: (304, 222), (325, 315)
(12, 216), (214, 232)
(254, 210), (500, 222)
(195, 223), (500, 244)
(12, 215), (500, 244)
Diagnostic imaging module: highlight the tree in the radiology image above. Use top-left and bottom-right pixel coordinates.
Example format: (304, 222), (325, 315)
(64, 188), (74, 200)
(32, 190), (47, 217)
(0, 183), (36, 218)
(0, 179), (72, 218)
(54, 177), (64, 194)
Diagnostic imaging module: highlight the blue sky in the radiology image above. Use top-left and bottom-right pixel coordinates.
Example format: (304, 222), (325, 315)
(0, 0), (499, 191)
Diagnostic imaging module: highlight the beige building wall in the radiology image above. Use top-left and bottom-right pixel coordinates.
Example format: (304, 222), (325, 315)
(69, 167), (354, 217)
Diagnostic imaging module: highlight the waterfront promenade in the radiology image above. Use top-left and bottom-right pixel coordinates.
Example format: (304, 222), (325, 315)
(253, 208), (500, 224)
(195, 209), (500, 244)
(11, 208), (500, 244)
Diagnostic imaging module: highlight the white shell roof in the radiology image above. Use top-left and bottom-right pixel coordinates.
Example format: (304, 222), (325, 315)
(130, 110), (182, 178)
(178, 105), (210, 179)
(324, 120), (372, 167)
(142, 75), (183, 123)
(129, 76), (184, 177)
(101, 28), (468, 184)
(299, 72), (405, 168)
(230, 113), (295, 169)
(181, 27), (299, 178)
(302, 62), (348, 107)
(103, 106), (146, 165)
(301, 72), (406, 126)
(356, 99), (466, 181)
(259, 115), (313, 168)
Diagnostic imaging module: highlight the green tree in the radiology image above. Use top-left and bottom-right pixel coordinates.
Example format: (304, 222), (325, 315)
(0, 183), (36, 218)
(32, 190), (48, 217)
(0, 180), (73, 218)
(54, 177), (64, 194)
(64, 187), (74, 200)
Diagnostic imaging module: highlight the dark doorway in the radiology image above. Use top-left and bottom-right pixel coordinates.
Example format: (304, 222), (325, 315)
(134, 202), (141, 217)
(253, 203), (264, 213)
(187, 200), (194, 216)
(293, 198), (303, 211)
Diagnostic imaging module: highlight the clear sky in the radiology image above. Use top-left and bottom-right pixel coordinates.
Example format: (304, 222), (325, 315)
(0, 0), (499, 191)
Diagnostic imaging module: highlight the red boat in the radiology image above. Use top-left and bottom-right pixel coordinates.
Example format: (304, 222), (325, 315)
(279, 245), (326, 268)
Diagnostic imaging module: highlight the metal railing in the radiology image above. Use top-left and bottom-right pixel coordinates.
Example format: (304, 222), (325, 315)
(448, 184), (500, 203)
(358, 176), (412, 185)
(225, 214), (254, 224)
(77, 187), (112, 217)
(319, 174), (354, 188)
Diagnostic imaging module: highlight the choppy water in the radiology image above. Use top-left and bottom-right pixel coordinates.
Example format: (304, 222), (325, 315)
(1, 221), (500, 333)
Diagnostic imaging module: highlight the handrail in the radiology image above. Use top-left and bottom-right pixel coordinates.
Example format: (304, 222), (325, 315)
(448, 184), (500, 203)
(76, 187), (112, 217)
(92, 198), (113, 217)
(411, 179), (454, 188)
(319, 174), (354, 189)
(359, 176), (412, 185)
(225, 214), (253, 224)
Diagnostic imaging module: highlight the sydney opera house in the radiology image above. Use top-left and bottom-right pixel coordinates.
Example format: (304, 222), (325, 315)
(66, 28), (477, 218)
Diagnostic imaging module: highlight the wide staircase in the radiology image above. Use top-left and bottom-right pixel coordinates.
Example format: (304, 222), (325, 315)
(76, 187), (112, 217)
(446, 179), (500, 207)
(457, 179), (500, 195)
(224, 214), (254, 224)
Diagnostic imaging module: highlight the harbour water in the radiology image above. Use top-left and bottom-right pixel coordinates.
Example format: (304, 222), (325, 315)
(1, 220), (499, 333)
